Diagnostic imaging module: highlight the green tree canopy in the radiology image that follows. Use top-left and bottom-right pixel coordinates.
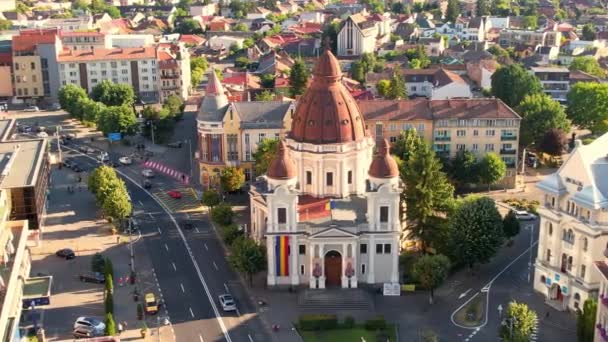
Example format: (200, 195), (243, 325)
(58, 84), (88, 118)
(191, 67), (204, 89)
(0, 19), (12, 30)
(499, 301), (538, 342)
(88, 166), (118, 196)
(567, 82), (608, 133)
(82, 99), (106, 124)
(253, 138), (279, 176)
(476, 0), (491, 15)
(539, 128), (568, 156)
(502, 210), (520, 239)
(202, 189), (221, 208)
(411, 254), (451, 304)
(577, 299), (597, 342)
(289, 59), (310, 98)
(233, 23), (249, 32)
(447, 196), (504, 268)
(517, 93), (571, 146)
(255, 90), (274, 101)
(391, 129), (423, 164)
(175, 18), (203, 34)
(377, 79), (390, 97)
(105, 6), (121, 18)
(387, 68), (407, 100)
(211, 204), (234, 226)
(448, 150), (479, 186)
(163, 95), (184, 117)
(229, 236), (266, 285)
(523, 15), (538, 29)
(191, 56), (209, 72)
(97, 105), (138, 136)
(491, 64), (543, 107)
(582, 23), (596, 41)
(102, 186), (132, 221)
(260, 74), (276, 89)
(91, 80), (134, 107)
(220, 167), (245, 192)
(445, 0), (460, 22)
(569, 56), (606, 78)
(477, 153), (507, 190)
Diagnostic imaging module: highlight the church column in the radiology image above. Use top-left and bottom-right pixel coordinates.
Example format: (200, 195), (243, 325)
(367, 236), (375, 284)
(309, 242), (315, 288)
(351, 242), (358, 288)
(391, 241), (399, 283)
(291, 235), (299, 285)
(319, 243), (326, 289)
(341, 242), (348, 288)
(317, 159), (322, 196)
(267, 236), (276, 286)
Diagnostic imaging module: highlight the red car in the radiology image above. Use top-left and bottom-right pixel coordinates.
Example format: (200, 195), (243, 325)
(167, 190), (182, 199)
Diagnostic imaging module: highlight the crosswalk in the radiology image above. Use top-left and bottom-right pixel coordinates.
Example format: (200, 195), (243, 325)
(530, 315), (539, 341)
(152, 186), (202, 213)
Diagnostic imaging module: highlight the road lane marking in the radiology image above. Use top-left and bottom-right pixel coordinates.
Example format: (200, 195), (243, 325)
(248, 334), (253, 342)
(138, 200), (144, 206)
(180, 283), (185, 293)
(199, 335), (204, 342)
(148, 213), (153, 219)
(189, 307), (195, 318)
(172, 262), (176, 271)
(224, 283), (229, 293)
(157, 227), (162, 234)
(213, 262), (219, 270)
(195, 227), (200, 233)
(164, 243), (169, 251)
(204, 243), (208, 251)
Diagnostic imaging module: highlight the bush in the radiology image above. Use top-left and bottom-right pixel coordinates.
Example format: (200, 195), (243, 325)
(105, 274), (114, 294)
(343, 316), (355, 329)
(91, 253), (105, 273)
(137, 303), (144, 320)
(105, 292), (114, 314)
(211, 204), (235, 226)
(222, 224), (243, 246)
(502, 198), (540, 214)
(583, 137), (595, 145)
(104, 258), (114, 278)
(364, 315), (386, 331)
(105, 312), (116, 336)
(298, 314), (338, 331)
(202, 189), (221, 208)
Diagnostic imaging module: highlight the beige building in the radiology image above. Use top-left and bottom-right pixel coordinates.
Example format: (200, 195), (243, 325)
(157, 43), (191, 102)
(499, 29), (562, 47)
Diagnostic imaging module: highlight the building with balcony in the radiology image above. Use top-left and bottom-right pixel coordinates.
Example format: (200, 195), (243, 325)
(157, 43), (191, 102)
(530, 66), (570, 104)
(249, 49), (401, 289)
(534, 134), (608, 312)
(498, 29), (562, 48)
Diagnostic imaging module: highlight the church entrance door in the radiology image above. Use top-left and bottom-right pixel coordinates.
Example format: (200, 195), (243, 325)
(324, 250), (342, 287)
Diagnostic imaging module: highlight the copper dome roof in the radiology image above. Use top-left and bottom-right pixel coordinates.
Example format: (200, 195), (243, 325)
(289, 49), (367, 144)
(368, 139), (400, 179)
(267, 140), (297, 180)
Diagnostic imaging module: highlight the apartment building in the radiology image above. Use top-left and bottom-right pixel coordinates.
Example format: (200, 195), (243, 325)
(402, 68), (473, 99)
(529, 66), (570, 104)
(158, 43), (191, 102)
(59, 31), (107, 52)
(499, 29), (562, 47)
(535, 134), (608, 313)
(595, 262), (608, 342)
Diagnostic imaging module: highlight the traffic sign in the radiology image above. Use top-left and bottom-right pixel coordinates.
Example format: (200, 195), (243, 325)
(108, 132), (122, 141)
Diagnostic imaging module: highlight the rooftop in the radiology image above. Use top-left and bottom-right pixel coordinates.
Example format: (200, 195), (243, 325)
(0, 139), (47, 188)
(57, 46), (157, 62)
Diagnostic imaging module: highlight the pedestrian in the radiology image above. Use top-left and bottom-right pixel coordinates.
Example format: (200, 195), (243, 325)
(123, 321), (128, 329)
(546, 311), (550, 318)
(116, 236), (120, 244)
(77, 175), (82, 183)
(117, 322), (123, 334)
(125, 275), (130, 284)
(118, 277), (124, 287)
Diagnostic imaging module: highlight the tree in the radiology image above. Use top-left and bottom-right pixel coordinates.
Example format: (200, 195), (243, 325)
(220, 167), (245, 192)
(502, 210), (520, 239)
(391, 129), (423, 164)
(405, 45), (430, 69)
(252, 138), (279, 176)
(387, 68), (407, 100)
(102, 186), (132, 221)
(191, 56), (209, 73)
(91, 80), (134, 107)
(582, 23), (596, 41)
(411, 254), (451, 304)
(350, 61), (366, 83)
(476, 0), (491, 15)
(321, 20), (341, 53)
(289, 59), (310, 98)
(445, 0), (460, 23)
(567, 82), (608, 133)
(105, 313), (117, 336)
(255, 90), (274, 101)
(82, 99), (106, 124)
(229, 236), (266, 285)
(97, 105), (138, 136)
(88, 166), (118, 198)
(58, 84), (88, 118)
(235, 56), (251, 68)
(163, 95), (184, 117)
(539, 128), (568, 156)
(377, 79), (390, 97)
(569, 56), (606, 78)
(0, 19), (12, 30)
(491, 64), (543, 108)
(448, 196), (504, 268)
(175, 18), (203, 34)
(105, 6), (121, 18)
(523, 15), (538, 29)
(449, 150), (479, 186)
(499, 302), (538, 342)
(260, 74), (275, 89)
(211, 204), (235, 226)
(477, 153), (506, 190)
(233, 23), (249, 32)
(191, 67), (204, 89)
(202, 189), (221, 208)
(577, 299), (597, 342)
(517, 93), (571, 146)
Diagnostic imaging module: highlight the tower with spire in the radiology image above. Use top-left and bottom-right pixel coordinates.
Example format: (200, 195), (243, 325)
(250, 49), (402, 289)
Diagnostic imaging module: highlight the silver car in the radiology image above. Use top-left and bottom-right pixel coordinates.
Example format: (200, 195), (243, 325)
(219, 294), (236, 312)
(73, 316), (105, 332)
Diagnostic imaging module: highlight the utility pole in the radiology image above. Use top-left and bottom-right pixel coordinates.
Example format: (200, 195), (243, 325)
(527, 224), (534, 283)
(157, 316), (161, 342)
(187, 139), (192, 178)
(150, 122), (155, 145)
(56, 126), (62, 163)
(128, 216), (135, 273)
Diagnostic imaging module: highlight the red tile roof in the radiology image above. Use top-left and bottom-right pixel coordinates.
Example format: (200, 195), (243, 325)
(288, 22), (323, 35)
(179, 34), (205, 45)
(12, 28), (59, 52)
(57, 46), (156, 62)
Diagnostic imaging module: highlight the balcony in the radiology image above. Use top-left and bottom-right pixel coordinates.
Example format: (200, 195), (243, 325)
(601, 294), (608, 307)
(500, 135), (517, 141)
(505, 160), (516, 168)
(500, 149), (517, 155)
(434, 136), (451, 141)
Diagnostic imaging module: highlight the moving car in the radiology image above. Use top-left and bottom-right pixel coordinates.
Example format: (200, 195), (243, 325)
(145, 293), (158, 315)
(119, 156), (132, 165)
(24, 106), (40, 112)
(56, 248), (75, 260)
(18, 125), (32, 133)
(79, 272), (105, 284)
(36, 132), (48, 138)
(142, 169), (155, 178)
(183, 219), (194, 230)
(97, 152), (109, 163)
(73, 317), (105, 332)
(219, 294), (236, 312)
(143, 179), (152, 189)
(62, 159), (74, 168)
(515, 210), (536, 221)
(167, 141), (183, 148)
(167, 190), (182, 199)
(73, 326), (98, 339)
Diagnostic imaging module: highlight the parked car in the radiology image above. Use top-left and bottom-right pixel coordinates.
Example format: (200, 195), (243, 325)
(183, 220), (194, 230)
(62, 159), (74, 168)
(167, 190), (182, 199)
(78, 146), (95, 154)
(56, 248), (75, 260)
(167, 141), (183, 148)
(35, 126), (46, 133)
(24, 106), (40, 112)
(107, 160), (120, 168)
(219, 294), (236, 312)
(48, 103), (61, 111)
(79, 272), (105, 284)
(145, 293), (158, 315)
(71, 164), (83, 172)
(61, 133), (75, 140)
(73, 326), (99, 339)
(18, 125), (32, 133)
(36, 132), (48, 138)
(73, 317), (105, 332)
(515, 210), (536, 221)
(119, 157), (133, 165)
(143, 179), (152, 189)
(142, 169), (155, 178)
(144, 150), (154, 157)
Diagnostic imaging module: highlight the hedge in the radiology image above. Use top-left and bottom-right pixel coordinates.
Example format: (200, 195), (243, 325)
(343, 316), (355, 329)
(104, 292), (114, 314)
(364, 315), (386, 331)
(91, 253), (105, 273)
(105, 312), (116, 336)
(298, 314), (338, 331)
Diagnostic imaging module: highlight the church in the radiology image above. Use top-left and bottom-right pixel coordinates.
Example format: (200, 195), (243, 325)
(249, 49), (402, 289)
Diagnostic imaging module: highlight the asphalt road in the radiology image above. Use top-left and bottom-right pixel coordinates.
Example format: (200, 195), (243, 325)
(59, 142), (270, 342)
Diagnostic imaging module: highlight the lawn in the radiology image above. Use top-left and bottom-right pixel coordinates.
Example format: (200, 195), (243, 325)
(453, 294), (485, 327)
(300, 324), (397, 342)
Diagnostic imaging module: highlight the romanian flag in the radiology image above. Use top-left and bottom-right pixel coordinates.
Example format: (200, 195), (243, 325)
(275, 236), (290, 276)
(324, 199), (335, 211)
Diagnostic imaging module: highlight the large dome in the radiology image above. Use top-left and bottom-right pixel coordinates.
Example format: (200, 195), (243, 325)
(289, 49), (367, 144)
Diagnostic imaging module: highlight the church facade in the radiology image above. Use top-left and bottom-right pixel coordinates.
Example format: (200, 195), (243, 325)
(249, 49), (402, 289)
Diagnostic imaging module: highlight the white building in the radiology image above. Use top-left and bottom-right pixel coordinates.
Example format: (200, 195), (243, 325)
(534, 134), (608, 312)
(529, 66), (570, 104)
(337, 13), (391, 56)
(403, 68), (473, 99)
(249, 50), (402, 289)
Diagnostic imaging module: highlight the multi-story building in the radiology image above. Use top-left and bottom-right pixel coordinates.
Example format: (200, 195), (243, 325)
(157, 43), (191, 102)
(499, 29), (562, 47)
(529, 66), (570, 104)
(594, 262), (608, 342)
(59, 31), (107, 52)
(337, 13), (391, 56)
(534, 134), (608, 312)
(402, 68), (473, 99)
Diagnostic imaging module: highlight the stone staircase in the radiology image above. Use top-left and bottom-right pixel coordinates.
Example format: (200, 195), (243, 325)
(298, 288), (373, 311)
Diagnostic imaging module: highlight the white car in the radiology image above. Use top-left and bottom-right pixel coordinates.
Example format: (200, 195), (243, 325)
(515, 210), (536, 221)
(142, 169), (155, 178)
(97, 152), (109, 163)
(119, 157), (133, 165)
(24, 106), (40, 112)
(36, 132), (48, 138)
(219, 294), (236, 312)
(73, 317), (105, 332)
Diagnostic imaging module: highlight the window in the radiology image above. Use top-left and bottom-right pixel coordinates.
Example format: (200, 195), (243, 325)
(583, 237), (588, 251)
(306, 171), (312, 185)
(456, 144), (465, 151)
(485, 144), (494, 151)
(90, 70), (97, 76)
(540, 275), (546, 284)
(580, 265), (586, 279)
(17, 88), (21, 96)
(111, 62), (117, 68)
(33, 88), (38, 95)
(347, 171), (352, 185)
(300, 265), (305, 275)
(473, 130), (479, 136)
(326, 172), (333, 186)
(14, 63), (19, 70)
(299, 245), (306, 255)
(384, 244), (392, 254)
(30, 62), (35, 70)
(472, 144), (478, 151)
(546, 249), (551, 262)
(486, 129), (495, 136)
(457, 130), (466, 137)
(376, 244), (383, 254)
(121, 69), (128, 75)
(361, 264), (366, 274)
(548, 223), (553, 236)
(380, 206), (389, 223)
(389, 136), (397, 143)
(24, 88), (28, 95)
(277, 208), (287, 224)
(31, 75), (37, 82)
(418, 123), (425, 132)
(360, 244), (367, 254)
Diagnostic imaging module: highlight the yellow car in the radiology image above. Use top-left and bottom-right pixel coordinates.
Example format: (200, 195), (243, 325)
(144, 293), (158, 315)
